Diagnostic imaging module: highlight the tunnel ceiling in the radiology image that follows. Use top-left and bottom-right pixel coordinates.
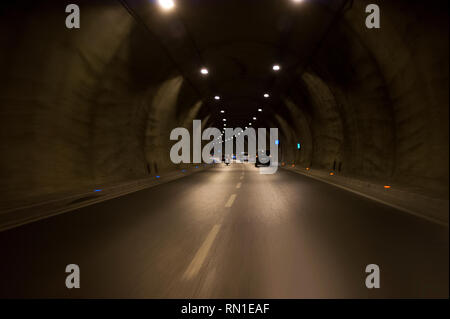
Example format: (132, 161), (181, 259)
(130, 0), (349, 129)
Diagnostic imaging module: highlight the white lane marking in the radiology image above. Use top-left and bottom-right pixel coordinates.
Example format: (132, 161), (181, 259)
(236, 182), (242, 189)
(225, 194), (237, 208)
(284, 168), (449, 227)
(183, 224), (221, 280)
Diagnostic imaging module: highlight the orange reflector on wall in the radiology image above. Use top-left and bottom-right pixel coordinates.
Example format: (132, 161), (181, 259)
(329, 172), (335, 176)
(384, 185), (391, 189)
(306, 167), (310, 171)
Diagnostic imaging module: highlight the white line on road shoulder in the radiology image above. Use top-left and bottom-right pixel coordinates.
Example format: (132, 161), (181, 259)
(284, 168), (448, 226)
(183, 224), (221, 280)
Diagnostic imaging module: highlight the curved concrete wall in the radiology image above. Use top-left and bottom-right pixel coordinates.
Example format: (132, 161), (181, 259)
(0, 0), (448, 209)
(279, 0), (448, 197)
(0, 1), (203, 205)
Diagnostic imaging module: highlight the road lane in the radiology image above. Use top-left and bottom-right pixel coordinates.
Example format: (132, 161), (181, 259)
(0, 163), (447, 298)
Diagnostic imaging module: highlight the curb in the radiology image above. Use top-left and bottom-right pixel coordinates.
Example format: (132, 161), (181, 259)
(0, 164), (213, 232)
(282, 167), (449, 227)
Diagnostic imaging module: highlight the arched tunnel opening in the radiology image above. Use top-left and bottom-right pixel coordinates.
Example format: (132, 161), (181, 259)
(0, 0), (448, 300)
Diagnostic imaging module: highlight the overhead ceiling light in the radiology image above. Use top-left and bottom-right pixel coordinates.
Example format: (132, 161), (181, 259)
(214, 96), (220, 100)
(264, 93), (270, 98)
(223, 119), (226, 121)
(158, 0), (175, 10)
(220, 110), (225, 113)
(224, 124), (227, 126)
(249, 123), (252, 126)
(258, 108), (263, 112)
(200, 68), (209, 75)
(272, 64), (281, 71)
(293, 0), (304, 3)
(253, 117), (257, 120)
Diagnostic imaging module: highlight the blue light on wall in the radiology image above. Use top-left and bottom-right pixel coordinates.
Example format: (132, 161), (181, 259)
(94, 189), (102, 192)
(275, 140), (279, 145)
(297, 143), (301, 150)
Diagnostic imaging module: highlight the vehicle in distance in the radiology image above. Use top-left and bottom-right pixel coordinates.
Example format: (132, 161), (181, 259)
(223, 154), (232, 166)
(255, 150), (271, 167)
(239, 152), (249, 162)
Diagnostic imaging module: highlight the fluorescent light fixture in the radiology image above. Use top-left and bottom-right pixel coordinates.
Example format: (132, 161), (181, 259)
(214, 96), (220, 100)
(273, 64), (281, 71)
(253, 117), (257, 120)
(264, 93), (270, 98)
(158, 0), (175, 10)
(200, 68), (209, 75)
(220, 110), (225, 113)
(258, 108), (262, 112)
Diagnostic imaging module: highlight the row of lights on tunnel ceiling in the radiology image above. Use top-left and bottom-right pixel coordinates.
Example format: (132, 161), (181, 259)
(203, 64), (279, 76)
(211, 116), (266, 144)
(217, 95), (265, 132)
(158, 0), (304, 11)
(202, 65), (280, 78)
(157, 0), (293, 131)
(220, 107), (262, 115)
(159, 0), (279, 109)
(158, 1), (293, 84)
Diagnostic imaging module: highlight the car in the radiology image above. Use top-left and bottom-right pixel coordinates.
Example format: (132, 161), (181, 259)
(255, 150), (271, 167)
(223, 154), (232, 166)
(239, 152), (249, 162)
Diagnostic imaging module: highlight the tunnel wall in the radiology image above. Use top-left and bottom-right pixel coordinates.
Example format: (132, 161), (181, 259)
(280, 0), (448, 197)
(0, 1), (204, 207)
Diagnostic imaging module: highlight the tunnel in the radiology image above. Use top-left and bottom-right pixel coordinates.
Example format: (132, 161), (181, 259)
(0, 0), (448, 299)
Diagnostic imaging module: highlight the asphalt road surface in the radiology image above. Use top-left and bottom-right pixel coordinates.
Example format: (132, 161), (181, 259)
(0, 163), (448, 298)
